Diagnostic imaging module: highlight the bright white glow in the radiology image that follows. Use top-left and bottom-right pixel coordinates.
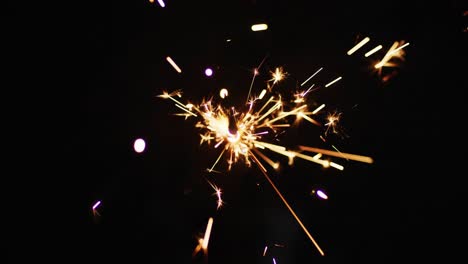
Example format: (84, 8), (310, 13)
(390, 42), (410, 55)
(251, 23), (268, 31)
(219, 88), (228, 99)
(166, 56), (182, 73)
(133, 138), (146, 153)
(301, 67), (323, 86)
(364, 45), (383, 57)
(157, 0), (165, 8)
(205, 68), (213, 77)
(325, 76), (342, 87)
(202, 217), (214, 250)
(347, 37), (370, 55)
(259, 89), (267, 100)
(316, 190), (328, 200)
(92, 200), (101, 210)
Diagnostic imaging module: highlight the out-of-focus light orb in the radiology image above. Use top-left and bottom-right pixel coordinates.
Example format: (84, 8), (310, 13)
(251, 23), (268, 31)
(205, 68), (213, 77)
(311, 189), (328, 200)
(316, 190), (328, 200)
(219, 88), (228, 99)
(133, 138), (146, 153)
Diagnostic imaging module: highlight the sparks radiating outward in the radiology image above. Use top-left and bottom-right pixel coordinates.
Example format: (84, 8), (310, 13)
(206, 179), (224, 209)
(159, 64), (373, 256)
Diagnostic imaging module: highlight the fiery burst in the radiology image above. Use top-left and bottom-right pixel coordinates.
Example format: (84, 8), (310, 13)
(159, 65), (373, 256)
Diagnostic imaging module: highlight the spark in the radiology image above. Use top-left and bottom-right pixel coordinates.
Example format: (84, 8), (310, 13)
(347, 37), (370, 55)
(251, 153), (325, 256)
(192, 238), (203, 257)
(92, 200), (101, 211)
(270, 67), (287, 85)
(259, 89), (267, 100)
(390, 42), (410, 55)
(324, 111), (342, 135)
(301, 67), (323, 86)
(202, 217), (214, 250)
(273, 257), (277, 264)
(246, 56), (268, 103)
(315, 190), (328, 200)
(375, 41), (408, 69)
(294, 84), (317, 103)
(206, 168), (222, 174)
(92, 200), (102, 217)
(325, 76), (342, 88)
(251, 23), (268, 31)
(329, 162), (344, 170)
(364, 45), (383, 57)
(299, 146), (374, 163)
(157, 0), (165, 8)
(263, 246), (268, 256)
(219, 88), (228, 99)
(166, 56), (182, 73)
(207, 180), (224, 209)
(312, 104), (325, 114)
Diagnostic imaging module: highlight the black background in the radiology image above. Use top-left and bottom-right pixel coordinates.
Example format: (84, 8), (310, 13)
(6, 0), (467, 263)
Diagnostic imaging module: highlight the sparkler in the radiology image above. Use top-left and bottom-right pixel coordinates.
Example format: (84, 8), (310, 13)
(159, 63), (373, 256)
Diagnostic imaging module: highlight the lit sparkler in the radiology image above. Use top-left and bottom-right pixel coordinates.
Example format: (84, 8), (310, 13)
(159, 64), (373, 256)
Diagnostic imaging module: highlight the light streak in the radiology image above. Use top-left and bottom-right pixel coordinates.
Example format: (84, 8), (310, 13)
(375, 41), (408, 69)
(347, 37), (370, 55)
(390, 42), (410, 55)
(246, 56), (268, 103)
(263, 246), (268, 256)
(157, 0), (165, 8)
(166, 56), (182, 73)
(207, 180), (224, 209)
(364, 45), (383, 57)
(298, 146), (374, 163)
(316, 190), (328, 200)
(251, 153), (325, 256)
(325, 76), (342, 87)
(301, 67), (323, 86)
(202, 217), (214, 250)
(92, 200), (101, 211)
